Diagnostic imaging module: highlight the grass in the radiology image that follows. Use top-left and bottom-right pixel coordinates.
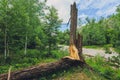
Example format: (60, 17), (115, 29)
(39, 66), (106, 80)
(83, 45), (103, 49)
(114, 48), (120, 54)
(83, 44), (113, 49)
(85, 55), (120, 80)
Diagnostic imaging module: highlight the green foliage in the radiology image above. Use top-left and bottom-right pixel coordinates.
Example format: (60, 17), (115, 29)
(0, 49), (67, 74)
(51, 50), (68, 59)
(0, 0), (62, 62)
(109, 54), (120, 68)
(80, 5), (120, 49)
(57, 29), (70, 45)
(43, 6), (62, 55)
(114, 48), (120, 54)
(80, 18), (106, 45)
(0, 65), (10, 74)
(86, 55), (120, 80)
(0, 0), (47, 56)
(83, 45), (103, 49)
(104, 44), (112, 54)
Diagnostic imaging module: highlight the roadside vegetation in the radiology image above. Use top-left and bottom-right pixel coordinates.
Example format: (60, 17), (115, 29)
(86, 55), (120, 80)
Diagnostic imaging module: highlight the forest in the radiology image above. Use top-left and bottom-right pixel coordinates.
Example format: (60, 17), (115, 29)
(0, 0), (120, 80)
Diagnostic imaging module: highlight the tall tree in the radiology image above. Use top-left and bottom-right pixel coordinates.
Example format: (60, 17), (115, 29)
(44, 6), (62, 56)
(0, 0), (11, 59)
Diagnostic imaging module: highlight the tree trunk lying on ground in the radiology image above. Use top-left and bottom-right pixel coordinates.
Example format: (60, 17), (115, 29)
(0, 57), (92, 80)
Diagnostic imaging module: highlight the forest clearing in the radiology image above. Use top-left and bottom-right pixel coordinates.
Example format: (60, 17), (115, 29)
(0, 0), (120, 80)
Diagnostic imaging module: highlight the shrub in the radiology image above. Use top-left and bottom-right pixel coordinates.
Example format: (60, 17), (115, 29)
(104, 45), (112, 54)
(51, 50), (68, 59)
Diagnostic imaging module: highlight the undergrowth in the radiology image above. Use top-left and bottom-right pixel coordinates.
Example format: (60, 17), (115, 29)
(0, 49), (119, 80)
(86, 55), (120, 80)
(39, 66), (106, 80)
(0, 49), (68, 74)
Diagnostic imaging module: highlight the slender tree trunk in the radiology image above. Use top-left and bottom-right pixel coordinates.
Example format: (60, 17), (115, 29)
(24, 34), (27, 55)
(48, 39), (51, 56)
(24, 0), (30, 55)
(4, 28), (7, 59)
(7, 41), (9, 57)
(4, 0), (7, 59)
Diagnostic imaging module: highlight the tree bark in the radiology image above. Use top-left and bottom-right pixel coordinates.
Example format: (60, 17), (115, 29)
(7, 40), (9, 57)
(4, 28), (7, 59)
(69, 2), (84, 61)
(0, 58), (87, 80)
(70, 2), (77, 45)
(24, 34), (27, 55)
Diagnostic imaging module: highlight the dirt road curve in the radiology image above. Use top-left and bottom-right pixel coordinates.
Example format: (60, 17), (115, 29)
(83, 48), (118, 59)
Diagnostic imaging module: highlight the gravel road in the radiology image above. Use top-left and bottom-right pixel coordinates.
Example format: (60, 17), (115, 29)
(83, 48), (118, 59)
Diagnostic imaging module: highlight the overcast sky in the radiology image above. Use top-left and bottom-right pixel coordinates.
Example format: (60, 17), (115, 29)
(46, 0), (120, 24)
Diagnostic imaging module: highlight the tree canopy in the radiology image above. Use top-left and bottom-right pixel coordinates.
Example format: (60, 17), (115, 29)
(0, 0), (62, 59)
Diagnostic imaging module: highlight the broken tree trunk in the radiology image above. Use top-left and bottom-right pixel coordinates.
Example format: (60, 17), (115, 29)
(70, 2), (77, 45)
(69, 2), (84, 61)
(0, 58), (87, 80)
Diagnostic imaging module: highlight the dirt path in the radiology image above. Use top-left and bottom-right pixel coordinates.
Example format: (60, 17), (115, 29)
(83, 48), (118, 59)
(58, 45), (118, 59)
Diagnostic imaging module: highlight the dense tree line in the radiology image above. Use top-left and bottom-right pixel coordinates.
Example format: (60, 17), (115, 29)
(79, 5), (120, 50)
(0, 0), (62, 59)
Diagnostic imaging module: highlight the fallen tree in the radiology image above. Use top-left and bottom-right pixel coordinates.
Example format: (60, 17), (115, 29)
(0, 57), (92, 80)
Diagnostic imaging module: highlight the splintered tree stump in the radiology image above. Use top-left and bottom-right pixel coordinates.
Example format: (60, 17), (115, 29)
(0, 58), (86, 80)
(69, 2), (84, 61)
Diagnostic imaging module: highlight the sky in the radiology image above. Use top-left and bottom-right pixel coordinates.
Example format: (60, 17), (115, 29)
(46, 0), (120, 30)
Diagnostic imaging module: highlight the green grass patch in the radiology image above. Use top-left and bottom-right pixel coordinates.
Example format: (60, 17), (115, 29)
(86, 55), (120, 80)
(39, 66), (106, 80)
(114, 48), (120, 54)
(83, 45), (103, 49)
(84, 44), (113, 49)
